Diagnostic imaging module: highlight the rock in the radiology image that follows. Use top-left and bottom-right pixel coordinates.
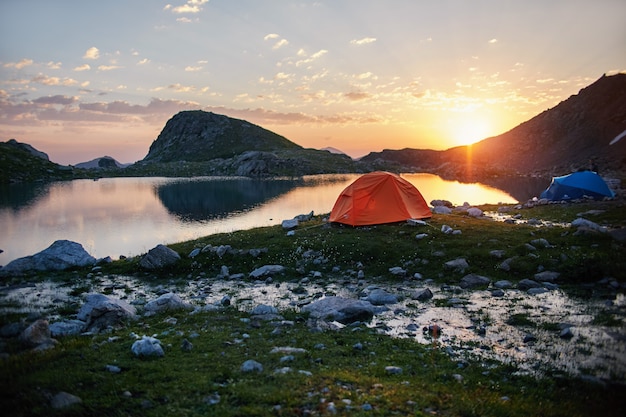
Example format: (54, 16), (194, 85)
(431, 199), (453, 208)
(251, 304), (278, 316)
(559, 327), (574, 339)
(77, 294), (137, 333)
(189, 248), (201, 258)
(385, 366), (403, 375)
(441, 224), (454, 234)
(50, 392), (82, 409)
(241, 359), (263, 373)
(530, 238), (551, 248)
(411, 288), (433, 301)
(362, 289), (398, 305)
(571, 218), (607, 233)
(281, 218), (299, 230)
(534, 271), (560, 282)
(19, 319), (57, 349)
(49, 319), (86, 337)
(491, 289), (505, 297)
(139, 244), (180, 269)
(494, 280), (513, 289)
(527, 287), (548, 295)
(249, 264), (285, 279)
(1, 240), (96, 275)
(415, 233), (428, 240)
(388, 266), (406, 276)
(490, 250), (506, 258)
(301, 296), (382, 325)
(181, 339), (193, 351)
(467, 207), (483, 217)
(459, 274), (491, 289)
(132, 336), (164, 357)
(144, 293), (194, 314)
(294, 211), (314, 222)
(432, 206), (452, 214)
(444, 258), (469, 273)
(523, 333), (537, 343)
(518, 279), (541, 290)
(609, 228), (626, 242)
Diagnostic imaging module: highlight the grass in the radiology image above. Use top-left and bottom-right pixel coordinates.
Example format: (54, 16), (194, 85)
(1, 200), (625, 416)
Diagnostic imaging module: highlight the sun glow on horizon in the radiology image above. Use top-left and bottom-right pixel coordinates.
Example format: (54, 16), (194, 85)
(449, 116), (494, 147)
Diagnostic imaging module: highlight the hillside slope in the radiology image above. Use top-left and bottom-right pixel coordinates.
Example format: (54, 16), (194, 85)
(362, 73), (626, 179)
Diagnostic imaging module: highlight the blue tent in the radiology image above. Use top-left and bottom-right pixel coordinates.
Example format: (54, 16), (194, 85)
(540, 171), (615, 201)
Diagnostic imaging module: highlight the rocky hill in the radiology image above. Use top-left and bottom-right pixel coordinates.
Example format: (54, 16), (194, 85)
(0, 139), (77, 184)
(362, 73), (626, 180)
(75, 156), (129, 169)
(137, 110), (358, 176)
(142, 111), (303, 163)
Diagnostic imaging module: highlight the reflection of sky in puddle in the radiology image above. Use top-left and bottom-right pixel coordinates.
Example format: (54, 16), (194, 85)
(1, 276), (624, 381)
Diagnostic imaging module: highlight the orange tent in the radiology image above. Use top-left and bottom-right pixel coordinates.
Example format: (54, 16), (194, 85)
(329, 171), (431, 226)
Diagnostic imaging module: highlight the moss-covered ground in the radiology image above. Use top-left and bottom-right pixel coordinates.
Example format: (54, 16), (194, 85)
(1, 201), (625, 416)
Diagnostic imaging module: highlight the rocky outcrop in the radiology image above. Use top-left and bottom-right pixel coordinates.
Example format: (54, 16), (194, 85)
(361, 73), (626, 178)
(0, 240), (96, 275)
(142, 110), (302, 163)
(139, 244), (181, 269)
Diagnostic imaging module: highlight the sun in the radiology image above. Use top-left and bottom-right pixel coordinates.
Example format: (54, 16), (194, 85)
(451, 118), (493, 147)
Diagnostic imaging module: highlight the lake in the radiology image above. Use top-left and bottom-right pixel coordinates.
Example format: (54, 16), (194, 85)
(0, 173), (547, 265)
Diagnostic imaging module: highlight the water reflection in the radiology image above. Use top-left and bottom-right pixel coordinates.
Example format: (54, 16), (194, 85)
(156, 177), (299, 221)
(0, 174), (540, 265)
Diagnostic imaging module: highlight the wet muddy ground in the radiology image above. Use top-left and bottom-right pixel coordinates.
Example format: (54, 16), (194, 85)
(2, 273), (624, 382)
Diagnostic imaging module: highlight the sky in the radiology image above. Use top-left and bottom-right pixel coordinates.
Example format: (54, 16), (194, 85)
(1, 1), (625, 165)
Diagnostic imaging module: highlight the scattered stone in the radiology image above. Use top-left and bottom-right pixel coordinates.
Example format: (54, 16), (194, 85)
(494, 280), (513, 289)
(105, 364), (122, 373)
(534, 271), (560, 282)
(139, 244), (180, 269)
(249, 264), (285, 279)
(530, 238), (551, 248)
(467, 207), (483, 217)
(181, 338), (193, 351)
(459, 274), (491, 289)
(50, 391), (82, 409)
(144, 293), (194, 314)
(77, 294), (137, 333)
(362, 289), (398, 305)
(204, 393), (221, 405)
(281, 218), (299, 230)
(518, 279), (541, 290)
(407, 219), (428, 226)
(19, 319), (57, 350)
(560, 327), (574, 339)
(1, 240), (96, 275)
(411, 288), (433, 301)
(49, 319), (85, 337)
(241, 359), (263, 373)
(444, 258), (469, 273)
(431, 199), (453, 208)
(188, 248), (201, 258)
(527, 287), (548, 295)
(523, 333), (537, 343)
(441, 224), (454, 234)
(388, 266), (406, 276)
(301, 296), (382, 325)
(490, 289), (505, 297)
(251, 304), (278, 316)
(490, 250), (506, 258)
(385, 366), (403, 375)
(131, 335), (164, 357)
(432, 206), (452, 214)
(415, 233), (428, 240)
(571, 218), (607, 233)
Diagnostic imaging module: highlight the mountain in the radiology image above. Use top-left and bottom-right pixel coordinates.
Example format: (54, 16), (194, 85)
(321, 146), (349, 156)
(137, 110), (358, 176)
(362, 73), (626, 179)
(75, 156), (129, 169)
(0, 139), (76, 184)
(143, 110), (302, 163)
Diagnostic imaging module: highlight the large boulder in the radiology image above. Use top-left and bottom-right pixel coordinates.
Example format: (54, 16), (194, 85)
(77, 294), (137, 333)
(144, 293), (194, 314)
(139, 244), (180, 269)
(19, 319), (57, 350)
(301, 296), (383, 324)
(1, 240), (96, 275)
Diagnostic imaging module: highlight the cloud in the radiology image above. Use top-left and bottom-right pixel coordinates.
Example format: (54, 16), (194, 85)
(272, 39), (289, 50)
(344, 91), (371, 101)
(83, 47), (100, 60)
(33, 95), (78, 105)
(47, 61), (62, 70)
(73, 64), (91, 72)
(97, 65), (122, 71)
(4, 58), (34, 69)
(264, 33), (279, 41)
(185, 65), (203, 72)
(350, 37), (377, 46)
(137, 58), (150, 65)
(488, 38), (498, 44)
(168, 0), (209, 14)
(31, 74), (78, 86)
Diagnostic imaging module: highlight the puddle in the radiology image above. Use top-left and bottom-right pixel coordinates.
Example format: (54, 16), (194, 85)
(1, 275), (624, 381)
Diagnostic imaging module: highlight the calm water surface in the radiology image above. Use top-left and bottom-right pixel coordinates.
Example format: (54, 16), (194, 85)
(0, 174), (542, 265)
